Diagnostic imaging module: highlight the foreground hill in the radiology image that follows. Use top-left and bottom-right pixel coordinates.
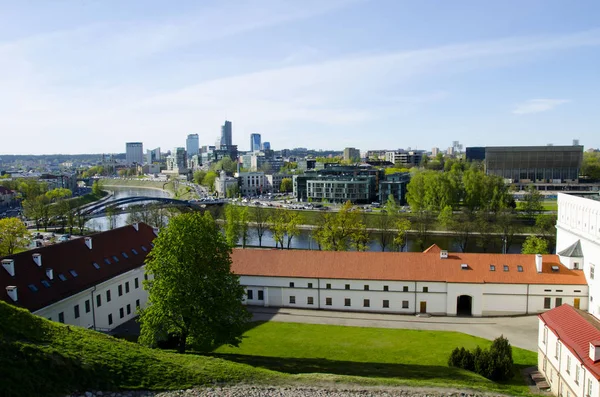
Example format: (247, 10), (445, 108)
(0, 301), (535, 396)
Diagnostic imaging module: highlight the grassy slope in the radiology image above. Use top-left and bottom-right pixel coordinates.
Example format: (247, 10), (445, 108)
(66, 191), (108, 208)
(213, 322), (537, 396)
(100, 179), (168, 190)
(1, 301), (537, 397)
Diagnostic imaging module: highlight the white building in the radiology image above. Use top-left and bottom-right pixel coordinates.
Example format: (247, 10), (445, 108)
(125, 142), (144, 165)
(266, 173), (286, 193)
(232, 245), (588, 317)
(236, 172), (267, 196)
(215, 170), (239, 198)
(1, 224), (157, 332)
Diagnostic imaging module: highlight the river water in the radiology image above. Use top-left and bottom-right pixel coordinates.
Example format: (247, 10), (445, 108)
(89, 187), (526, 253)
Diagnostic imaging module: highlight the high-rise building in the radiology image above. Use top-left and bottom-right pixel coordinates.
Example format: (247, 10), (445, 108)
(125, 142), (144, 165)
(343, 147), (361, 162)
(186, 134), (199, 156)
(220, 120), (232, 148)
(250, 133), (261, 152)
(146, 147), (161, 165)
(262, 142), (271, 150)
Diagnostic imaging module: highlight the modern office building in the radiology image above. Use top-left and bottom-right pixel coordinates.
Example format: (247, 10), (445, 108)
(379, 172), (411, 204)
(250, 134), (261, 152)
(186, 134), (199, 157)
(125, 142), (144, 165)
(385, 150), (424, 167)
(465, 147), (486, 162)
(262, 142), (271, 151)
(236, 172), (267, 196)
(483, 145), (583, 183)
(146, 148), (161, 165)
(220, 121), (233, 148)
(343, 147), (361, 162)
(166, 147), (187, 173)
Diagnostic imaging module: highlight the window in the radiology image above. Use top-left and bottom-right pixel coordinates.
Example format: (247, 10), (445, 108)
(118, 285), (123, 296)
(122, 252), (129, 259)
(93, 262), (100, 269)
(364, 285), (369, 291)
(592, 265), (596, 280)
(557, 290), (563, 292)
(543, 357), (547, 372)
(383, 300), (390, 308)
(289, 296), (296, 304)
(125, 282), (130, 293)
(574, 262), (579, 270)
(402, 300), (409, 309)
(503, 265), (509, 272)
(247, 290), (253, 300)
(28, 284), (38, 292)
(85, 300), (91, 313)
(58, 273), (67, 281)
(345, 284), (350, 290)
(556, 297), (563, 307)
(141, 245), (147, 252)
(544, 297), (551, 309)
(567, 355), (571, 374)
(69, 269), (78, 277)
(423, 286), (429, 293)
(326, 297), (332, 306)
(144, 274), (148, 280)
(258, 290), (264, 300)
(289, 282), (295, 288)
(517, 265), (523, 272)
(544, 289), (551, 292)
(74, 305), (80, 319)
(108, 314), (113, 325)
(134, 278), (139, 289)
(403, 286), (408, 292)
(106, 290), (111, 302)
(127, 304), (131, 315)
(96, 294), (102, 307)
(383, 285), (389, 292)
(575, 365), (581, 384)
(345, 298), (351, 307)
(41, 280), (51, 288)
(308, 283), (313, 289)
(363, 299), (370, 308)
(112, 255), (119, 263)
(104, 258), (111, 265)
(575, 290), (581, 293)
(543, 327), (548, 344)
(587, 378), (592, 397)
(555, 341), (561, 359)
(307, 297), (314, 305)
(58, 312), (65, 323)
(136, 299), (140, 308)
(131, 249), (138, 255)
(490, 265), (496, 271)
(119, 308), (124, 318)
(326, 283), (331, 289)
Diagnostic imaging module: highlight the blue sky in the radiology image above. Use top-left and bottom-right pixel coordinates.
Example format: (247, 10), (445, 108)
(1, 0), (600, 154)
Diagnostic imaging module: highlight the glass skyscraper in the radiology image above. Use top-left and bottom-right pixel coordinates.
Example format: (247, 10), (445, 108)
(250, 133), (261, 152)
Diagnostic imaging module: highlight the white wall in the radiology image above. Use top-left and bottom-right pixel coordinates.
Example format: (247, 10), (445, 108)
(34, 266), (149, 331)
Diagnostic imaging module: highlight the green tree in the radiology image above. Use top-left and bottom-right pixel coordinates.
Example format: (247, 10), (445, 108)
(270, 209), (288, 249)
(496, 208), (520, 254)
(91, 180), (102, 196)
(105, 205), (118, 230)
(45, 188), (72, 202)
(535, 214), (557, 252)
(581, 152), (600, 180)
(475, 212), (496, 253)
(280, 178), (293, 193)
(202, 171), (218, 192)
(312, 201), (366, 251)
(139, 212), (250, 353)
(521, 185), (543, 217)
(285, 212), (301, 249)
(224, 205), (241, 247)
(374, 196), (398, 251)
(22, 195), (49, 230)
(0, 218), (29, 256)
(193, 170), (207, 185)
(251, 205), (269, 247)
(75, 208), (90, 235)
(393, 218), (411, 252)
(411, 209), (434, 251)
(521, 235), (549, 254)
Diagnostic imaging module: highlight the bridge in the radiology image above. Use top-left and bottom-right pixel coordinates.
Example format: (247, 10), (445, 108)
(83, 196), (226, 215)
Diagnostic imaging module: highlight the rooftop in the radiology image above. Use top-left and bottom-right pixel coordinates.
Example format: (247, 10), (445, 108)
(0, 223), (156, 312)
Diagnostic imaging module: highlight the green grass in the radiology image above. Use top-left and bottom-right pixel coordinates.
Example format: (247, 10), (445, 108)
(100, 178), (169, 190)
(66, 191), (108, 208)
(213, 322), (537, 396)
(515, 201), (558, 212)
(1, 302), (537, 396)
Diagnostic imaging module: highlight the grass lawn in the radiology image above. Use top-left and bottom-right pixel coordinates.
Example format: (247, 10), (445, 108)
(213, 322), (538, 395)
(516, 200), (558, 212)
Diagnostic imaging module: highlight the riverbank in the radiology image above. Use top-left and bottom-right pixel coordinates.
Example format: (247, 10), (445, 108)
(100, 178), (174, 197)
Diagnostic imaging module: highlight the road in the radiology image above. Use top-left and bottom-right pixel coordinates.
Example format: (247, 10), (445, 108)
(248, 306), (539, 352)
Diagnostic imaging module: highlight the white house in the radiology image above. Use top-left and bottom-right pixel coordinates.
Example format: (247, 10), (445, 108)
(0, 223), (156, 332)
(538, 304), (600, 397)
(231, 245), (588, 317)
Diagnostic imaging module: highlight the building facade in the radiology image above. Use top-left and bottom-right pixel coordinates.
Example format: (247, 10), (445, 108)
(343, 147), (360, 162)
(146, 147), (161, 165)
(262, 142), (271, 151)
(250, 134), (261, 152)
(385, 151), (424, 167)
(186, 134), (199, 157)
(220, 120), (233, 148)
(215, 170), (239, 198)
(125, 142), (144, 165)
(236, 172), (267, 196)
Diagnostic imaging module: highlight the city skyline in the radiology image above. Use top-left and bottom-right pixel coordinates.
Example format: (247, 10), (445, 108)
(2, 1), (600, 154)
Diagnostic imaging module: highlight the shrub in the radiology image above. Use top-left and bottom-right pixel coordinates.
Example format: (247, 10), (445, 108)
(448, 347), (462, 367)
(448, 336), (514, 381)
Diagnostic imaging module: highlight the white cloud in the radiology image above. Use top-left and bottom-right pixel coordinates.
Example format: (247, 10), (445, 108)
(512, 99), (571, 115)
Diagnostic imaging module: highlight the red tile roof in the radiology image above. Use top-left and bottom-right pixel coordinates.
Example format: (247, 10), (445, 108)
(0, 186), (15, 195)
(540, 304), (600, 380)
(0, 223), (156, 312)
(423, 244), (442, 254)
(230, 249), (587, 285)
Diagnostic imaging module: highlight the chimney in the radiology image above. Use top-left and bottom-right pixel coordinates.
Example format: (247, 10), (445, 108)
(2, 259), (15, 276)
(440, 250), (448, 259)
(153, 228), (160, 237)
(5, 286), (17, 302)
(84, 237), (92, 250)
(590, 341), (600, 362)
(46, 268), (54, 280)
(535, 254), (543, 273)
(133, 223), (139, 231)
(32, 253), (42, 267)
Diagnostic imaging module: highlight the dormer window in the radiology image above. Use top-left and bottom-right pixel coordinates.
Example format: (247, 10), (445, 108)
(517, 265), (523, 272)
(503, 265), (509, 272)
(58, 274), (67, 281)
(131, 249), (138, 255)
(490, 265), (496, 271)
(551, 266), (560, 272)
(461, 264), (468, 270)
(92, 262), (100, 269)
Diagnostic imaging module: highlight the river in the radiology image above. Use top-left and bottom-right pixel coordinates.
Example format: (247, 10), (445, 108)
(88, 187), (526, 253)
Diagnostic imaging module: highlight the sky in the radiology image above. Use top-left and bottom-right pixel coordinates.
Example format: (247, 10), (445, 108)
(1, 0), (600, 155)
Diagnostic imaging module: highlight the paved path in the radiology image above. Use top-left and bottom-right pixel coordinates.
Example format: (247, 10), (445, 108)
(249, 306), (539, 352)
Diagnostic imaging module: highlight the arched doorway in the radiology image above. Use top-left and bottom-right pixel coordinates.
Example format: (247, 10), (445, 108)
(456, 295), (472, 316)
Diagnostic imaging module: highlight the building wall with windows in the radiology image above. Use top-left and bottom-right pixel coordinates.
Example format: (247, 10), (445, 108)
(236, 172), (266, 196)
(306, 177), (374, 203)
(125, 142), (144, 165)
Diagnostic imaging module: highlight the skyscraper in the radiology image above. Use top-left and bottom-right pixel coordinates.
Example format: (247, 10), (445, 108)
(146, 147), (161, 164)
(186, 134), (199, 156)
(125, 142), (144, 165)
(220, 120), (232, 148)
(262, 142), (271, 150)
(250, 133), (261, 152)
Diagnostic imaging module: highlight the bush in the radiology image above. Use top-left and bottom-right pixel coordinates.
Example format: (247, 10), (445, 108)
(448, 336), (514, 381)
